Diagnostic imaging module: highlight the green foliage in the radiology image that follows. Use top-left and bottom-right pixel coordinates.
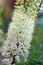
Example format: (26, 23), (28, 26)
(26, 23), (43, 65)
(0, 62), (4, 65)
(16, 62), (25, 65)
(0, 8), (4, 31)
(1, 33), (7, 40)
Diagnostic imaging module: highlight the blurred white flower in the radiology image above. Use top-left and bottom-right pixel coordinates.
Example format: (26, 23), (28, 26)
(15, 55), (20, 63)
(2, 0), (40, 64)
(2, 58), (11, 65)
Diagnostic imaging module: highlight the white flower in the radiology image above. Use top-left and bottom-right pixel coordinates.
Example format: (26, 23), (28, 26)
(2, 5), (34, 61)
(2, 58), (11, 65)
(2, 0), (40, 64)
(15, 55), (20, 63)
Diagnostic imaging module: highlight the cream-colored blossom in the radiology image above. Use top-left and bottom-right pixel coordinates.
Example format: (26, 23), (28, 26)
(2, 0), (40, 64)
(2, 5), (34, 62)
